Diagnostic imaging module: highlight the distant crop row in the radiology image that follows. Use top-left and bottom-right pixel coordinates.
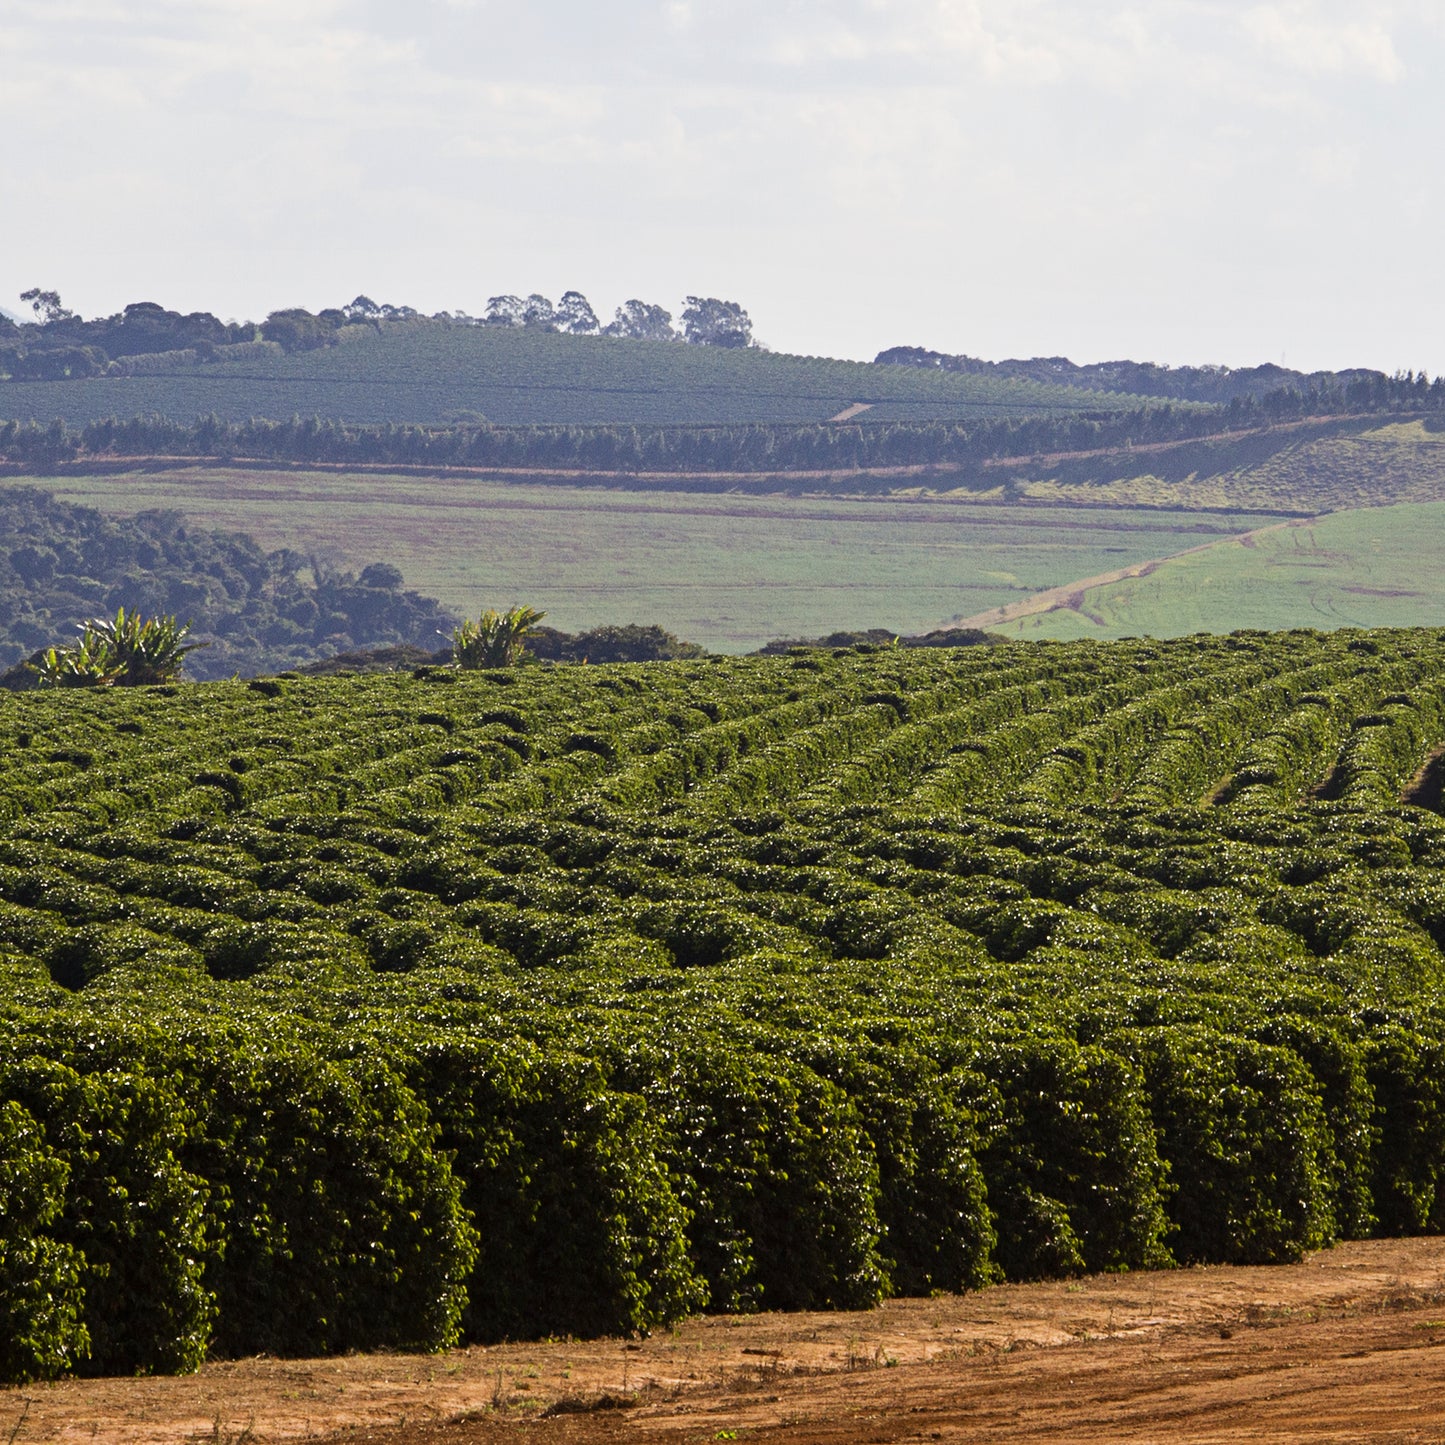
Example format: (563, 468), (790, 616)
(4, 631), (1445, 1380)
(0, 324), (1147, 430)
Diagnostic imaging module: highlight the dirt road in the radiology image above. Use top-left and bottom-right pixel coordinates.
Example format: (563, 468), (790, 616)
(943, 517), (1308, 632)
(7, 1238), (1445, 1444)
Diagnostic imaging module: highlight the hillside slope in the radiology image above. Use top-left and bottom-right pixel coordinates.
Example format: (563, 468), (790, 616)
(981, 500), (1445, 641)
(0, 322), (1159, 428)
(1011, 418), (1445, 513)
(33, 471), (1282, 651)
(27, 418), (1445, 649)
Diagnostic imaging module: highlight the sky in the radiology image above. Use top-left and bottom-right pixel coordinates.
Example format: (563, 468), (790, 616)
(3, 0), (1442, 373)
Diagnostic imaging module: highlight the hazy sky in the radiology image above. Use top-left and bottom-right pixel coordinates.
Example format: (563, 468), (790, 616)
(4, 0), (1441, 372)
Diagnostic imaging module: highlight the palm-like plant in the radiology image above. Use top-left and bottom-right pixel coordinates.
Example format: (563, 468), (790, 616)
(452, 606), (546, 669)
(88, 608), (206, 685)
(30, 608), (206, 688)
(30, 632), (122, 687)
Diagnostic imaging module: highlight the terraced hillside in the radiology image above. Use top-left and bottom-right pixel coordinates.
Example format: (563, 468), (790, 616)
(5, 632), (1445, 1380)
(0, 323), (1155, 428)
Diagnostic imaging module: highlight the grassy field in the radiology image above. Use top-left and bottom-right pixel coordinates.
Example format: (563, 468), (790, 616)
(27, 421), (1445, 651)
(992, 500), (1445, 640)
(0, 323), (1157, 428)
(38, 468), (1272, 651)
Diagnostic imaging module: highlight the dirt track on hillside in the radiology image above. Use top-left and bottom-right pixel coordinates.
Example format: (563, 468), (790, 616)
(8, 1238), (1445, 1444)
(0, 411), (1384, 491)
(944, 517), (1309, 631)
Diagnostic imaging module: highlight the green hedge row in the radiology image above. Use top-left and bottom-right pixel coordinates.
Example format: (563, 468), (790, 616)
(12, 990), (1445, 1381)
(3, 628), (1445, 1379)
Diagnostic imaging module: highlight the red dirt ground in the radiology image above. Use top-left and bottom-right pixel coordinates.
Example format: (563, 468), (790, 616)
(8, 1239), (1445, 1443)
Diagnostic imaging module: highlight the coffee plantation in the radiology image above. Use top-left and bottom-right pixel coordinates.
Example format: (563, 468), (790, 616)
(3, 628), (1445, 1379)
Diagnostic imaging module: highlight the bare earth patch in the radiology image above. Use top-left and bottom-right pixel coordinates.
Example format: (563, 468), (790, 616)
(7, 1239), (1445, 1444)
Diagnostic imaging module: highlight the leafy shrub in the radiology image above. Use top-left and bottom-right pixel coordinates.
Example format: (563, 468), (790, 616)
(452, 606), (546, 669)
(0, 1100), (89, 1382)
(811, 1045), (996, 1295)
(31, 607), (206, 688)
(410, 1037), (701, 1340)
(192, 1047), (476, 1356)
(1364, 1024), (1445, 1234)
(975, 1036), (1171, 1279)
(0, 1055), (215, 1374)
(1124, 1027), (1334, 1263)
(610, 1042), (886, 1313)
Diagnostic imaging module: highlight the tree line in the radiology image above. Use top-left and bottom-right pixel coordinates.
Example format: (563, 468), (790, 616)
(0, 290), (757, 382)
(475, 293), (753, 347)
(1, 382), (1439, 480)
(878, 343), (1445, 411)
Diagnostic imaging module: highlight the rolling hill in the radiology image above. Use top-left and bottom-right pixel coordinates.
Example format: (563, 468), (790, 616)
(0, 320), (1162, 428)
(27, 417), (1445, 652)
(35, 469), (1288, 653)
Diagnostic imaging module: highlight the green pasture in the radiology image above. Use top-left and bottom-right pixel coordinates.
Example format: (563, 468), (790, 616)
(1003, 500), (1445, 640)
(43, 468), (1274, 650)
(0, 323), (1156, 428)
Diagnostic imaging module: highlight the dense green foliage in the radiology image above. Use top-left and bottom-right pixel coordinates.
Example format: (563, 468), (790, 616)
(4, 630), (1445, 1378)
(4, 406), (1438, 498)
(32, 608), (205, 688)
(526, 623), (706, 665)
(757, 628), (1001, 654)
(0, 321), (1152, 430)
(453, 607), (547, 669)
(0, 300), (256, 383)
(877, 345), (1445, 410)
(0, 404), (1276, 478)
(297, 623), (708, 675)
(0, 488), (458, 678)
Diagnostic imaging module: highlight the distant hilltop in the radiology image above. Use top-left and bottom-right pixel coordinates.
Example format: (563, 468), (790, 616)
(0, 289), (757, 382)
(876, 345), (1392, 407)
(5, 285), (1429, 413)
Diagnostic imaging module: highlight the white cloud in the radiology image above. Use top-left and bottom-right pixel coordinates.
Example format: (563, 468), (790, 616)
(0, 0), (1440, 370)
(1239, 2), (1405, 81)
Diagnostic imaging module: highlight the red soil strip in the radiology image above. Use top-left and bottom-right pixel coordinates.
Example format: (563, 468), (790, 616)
(8, 1238), (1445, 1445)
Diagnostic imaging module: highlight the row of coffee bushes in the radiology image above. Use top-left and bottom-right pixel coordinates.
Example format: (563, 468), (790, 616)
(9, 939), (1445, 1377)
(4, 630), (1445, 1379)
